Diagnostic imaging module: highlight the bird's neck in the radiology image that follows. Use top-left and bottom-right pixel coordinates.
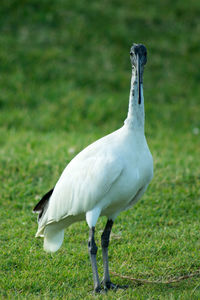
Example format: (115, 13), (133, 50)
(124, 69), (145, 132)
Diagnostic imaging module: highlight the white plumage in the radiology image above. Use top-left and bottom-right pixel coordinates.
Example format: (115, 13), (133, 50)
(36, 125), (153, 242)
(33, 43), (153, 292)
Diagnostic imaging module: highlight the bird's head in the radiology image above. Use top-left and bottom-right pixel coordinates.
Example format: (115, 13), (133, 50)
(130, 43), (147, 70)
(130, 43), (147, 104)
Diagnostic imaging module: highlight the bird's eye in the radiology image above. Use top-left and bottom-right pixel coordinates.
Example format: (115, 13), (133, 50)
(130, 52), (133, 56)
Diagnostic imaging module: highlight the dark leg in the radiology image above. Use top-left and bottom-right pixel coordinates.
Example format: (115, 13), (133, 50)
(101, 219), (128, 290)
(101, 219), (113, 289)
(88, 227), (101, 293)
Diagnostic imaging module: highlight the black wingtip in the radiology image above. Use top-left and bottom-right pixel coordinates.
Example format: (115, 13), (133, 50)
(33, 188), (54, 213)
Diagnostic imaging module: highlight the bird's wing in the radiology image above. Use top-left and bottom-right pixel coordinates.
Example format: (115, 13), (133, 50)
(33, 188), (54, 215)
(45, 154), (123, 223)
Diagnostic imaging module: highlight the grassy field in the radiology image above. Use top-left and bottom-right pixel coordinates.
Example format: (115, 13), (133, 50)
(0, 0), (200, 299)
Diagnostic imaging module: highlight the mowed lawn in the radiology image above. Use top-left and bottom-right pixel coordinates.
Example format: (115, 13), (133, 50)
(0, 1), (200, 299)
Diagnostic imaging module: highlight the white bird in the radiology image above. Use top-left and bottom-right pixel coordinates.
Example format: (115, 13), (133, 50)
(33, 43), (153, 293)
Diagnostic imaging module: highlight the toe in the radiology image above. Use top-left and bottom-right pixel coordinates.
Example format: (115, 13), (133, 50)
(105, 281), (128, 290)
(94, 286), (101, 293)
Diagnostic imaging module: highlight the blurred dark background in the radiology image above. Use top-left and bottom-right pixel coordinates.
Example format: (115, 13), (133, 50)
(0, 0), (199, 134)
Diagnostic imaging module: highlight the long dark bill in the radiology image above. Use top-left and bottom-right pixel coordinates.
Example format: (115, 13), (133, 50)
(137, 53), (141, 104)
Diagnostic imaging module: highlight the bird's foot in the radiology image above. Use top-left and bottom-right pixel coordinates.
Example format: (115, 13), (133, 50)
(94, 286), (101, 293)
(102, 281), (128, 291)
(94, 285), (107, 294)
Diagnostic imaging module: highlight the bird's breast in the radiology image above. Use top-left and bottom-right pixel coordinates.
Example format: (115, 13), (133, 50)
(101, 146), (153, 216)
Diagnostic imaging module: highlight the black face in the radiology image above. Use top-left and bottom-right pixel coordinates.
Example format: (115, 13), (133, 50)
(130, 43), (147, 105)
(130, 44), (147, 67)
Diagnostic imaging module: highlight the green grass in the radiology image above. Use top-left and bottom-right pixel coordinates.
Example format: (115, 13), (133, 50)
(0, 0), (200, 299)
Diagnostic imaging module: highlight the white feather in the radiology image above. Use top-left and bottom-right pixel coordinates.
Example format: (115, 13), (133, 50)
(36, 126), (153, 238)
(35, 47), (153, 253)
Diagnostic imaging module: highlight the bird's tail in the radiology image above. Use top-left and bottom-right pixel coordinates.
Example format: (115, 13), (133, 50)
(43, 224), (64, 253)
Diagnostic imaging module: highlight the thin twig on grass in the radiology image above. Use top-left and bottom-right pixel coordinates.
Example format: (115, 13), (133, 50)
(110, 269), (200, 285)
